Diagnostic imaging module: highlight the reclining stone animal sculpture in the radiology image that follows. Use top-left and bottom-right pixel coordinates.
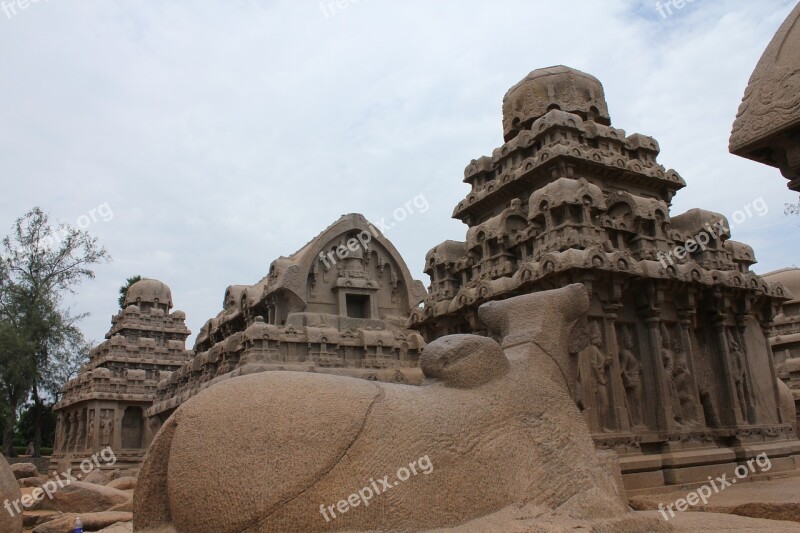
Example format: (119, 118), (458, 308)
(134, 284), (633, 532)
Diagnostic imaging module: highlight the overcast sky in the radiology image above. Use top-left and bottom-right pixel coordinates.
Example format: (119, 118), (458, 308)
(1, 0), (798, 347)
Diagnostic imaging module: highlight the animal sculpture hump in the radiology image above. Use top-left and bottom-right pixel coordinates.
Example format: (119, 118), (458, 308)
(140, 372), (380, 532)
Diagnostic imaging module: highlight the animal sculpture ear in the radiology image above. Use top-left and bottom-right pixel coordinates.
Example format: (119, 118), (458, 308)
(569, 316), (590, 355)
(421, 334), (509, 388)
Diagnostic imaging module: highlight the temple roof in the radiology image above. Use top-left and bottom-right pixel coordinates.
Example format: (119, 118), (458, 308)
(502, 65), (610, 142)
(729, 3), (800, 172)
(764, 267), (800, 301)
(124, 278), (173, 309)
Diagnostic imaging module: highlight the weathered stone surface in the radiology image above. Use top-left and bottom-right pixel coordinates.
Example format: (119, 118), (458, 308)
(0, 454), (23, 533)
(107, 497), (133, 514)
(82, 468), (109, 486)
(35, 481), (129, 514)
(19, 477), (44, 488)
(730, 3), (800, 191)
(106, 477), (136, 491)
(630, 476), (800, 524)
(32, 512), (132, 533)
(133, 285), (657, 532)
(22, 510), (62, 528)
(97, 523), (133, 533)
(11, 463), (39, 480)
(420, 334), (508, 388)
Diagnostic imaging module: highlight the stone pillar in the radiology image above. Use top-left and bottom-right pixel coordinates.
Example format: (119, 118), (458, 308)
(90, 404), (101, 452)
(712, 317), (743, 427)
(677, 310), (706, 427)
(603, 304), (630, 432)
(759, 311), (786, 424)
(642, 314), (676, 431)
(735, 319), (758, 424)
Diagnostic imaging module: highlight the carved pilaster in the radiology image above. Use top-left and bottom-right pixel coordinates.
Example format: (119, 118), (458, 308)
(603, 299), (630, 432)
(711, 290), (743, 426)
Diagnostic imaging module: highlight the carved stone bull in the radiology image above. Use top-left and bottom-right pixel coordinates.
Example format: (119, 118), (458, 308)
(133, 284), (637, 532)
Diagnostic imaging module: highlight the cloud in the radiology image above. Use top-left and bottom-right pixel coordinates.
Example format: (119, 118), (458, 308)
(0, 0), (796, 344)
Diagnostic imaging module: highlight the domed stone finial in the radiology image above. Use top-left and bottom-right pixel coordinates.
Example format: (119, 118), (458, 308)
(502, 65), (611, 141)
(123, 278), (173, 309)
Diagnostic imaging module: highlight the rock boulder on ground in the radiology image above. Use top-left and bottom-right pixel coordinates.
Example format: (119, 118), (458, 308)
(19, 476), (44, 488)
(35, 480), (130, 514)
(82, 468), (110, 486)
(1, 455), (23, 533)
(22, 510), (62, 528)
(106, 477), (136, 491)
(10, 462), (39, 480)
(32, 512), (132, 533)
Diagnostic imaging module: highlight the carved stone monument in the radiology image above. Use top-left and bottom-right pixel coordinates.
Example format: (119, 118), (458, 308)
(134, 285), (664, 532)
(51, 279), (193, 472)
(410, 65), (799, 492)
(146, 214), (427, 424)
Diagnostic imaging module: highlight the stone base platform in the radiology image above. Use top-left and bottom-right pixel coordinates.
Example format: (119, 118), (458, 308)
(618, 438), (800, 495)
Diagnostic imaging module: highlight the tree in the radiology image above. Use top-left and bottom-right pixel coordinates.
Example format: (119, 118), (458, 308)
(0, 207), (109, 456)
(118, 275), (143, 308)
(786, 196), (800, 216)
(15, 402), (56, 450)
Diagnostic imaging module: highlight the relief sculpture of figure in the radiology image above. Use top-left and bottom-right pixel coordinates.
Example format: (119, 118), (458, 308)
(660, 327), (683, 423)
(586, 322), (612, 431)
(67, 412), (77, 451)
(619, 328), (643, 428)
(672, 338), (697, 424)
(75, 410), (86, 450)
(728, 333), (750, 422)
(100, 411), (114, 447)
(87, 414), (95, 447)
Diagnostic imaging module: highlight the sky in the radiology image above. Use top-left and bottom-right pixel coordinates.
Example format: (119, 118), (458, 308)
(1, 0), (798, 347)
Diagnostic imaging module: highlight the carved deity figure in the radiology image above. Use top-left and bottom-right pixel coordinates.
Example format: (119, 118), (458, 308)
(75, 410), (86, 450)
(671, 338), (696, 423)
(100, 411), (114, 447)
(67, 412), (77, 450)
(586, 322), (612, 431)
(728, 334), (750, 421)
(619, 329), (643, 428)
(660, 329), (683, 423)
(87, 414), (95, 447)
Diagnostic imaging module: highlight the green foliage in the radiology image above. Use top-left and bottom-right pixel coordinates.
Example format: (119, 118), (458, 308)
(0, 207), (109, 455)
(118, 275), (143, 308)
(786, 196), (800, 216)
(14, 403), (56, 448)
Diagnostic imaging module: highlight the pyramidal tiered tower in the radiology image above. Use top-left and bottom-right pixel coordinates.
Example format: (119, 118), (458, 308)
(410, 66), (799, 492)
(51, 279), (192, 472)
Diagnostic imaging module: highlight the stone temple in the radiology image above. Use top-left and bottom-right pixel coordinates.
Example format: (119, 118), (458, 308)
(146, 214), (427, 423)
(51, 279), (193, 472)
(765, 268), (800, 430)
(408, 65), (799, 492)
